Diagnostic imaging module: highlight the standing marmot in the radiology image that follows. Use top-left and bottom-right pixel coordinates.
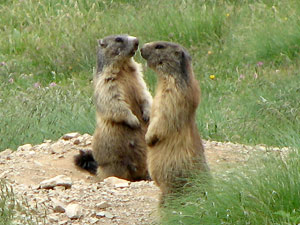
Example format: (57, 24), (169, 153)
(140, 41), (209, 201)
(75, 34), (152, 181)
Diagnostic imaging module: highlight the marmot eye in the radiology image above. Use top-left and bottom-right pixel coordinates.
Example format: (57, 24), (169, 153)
(115, 37), (124, 43)
(155, 44), (165, 49)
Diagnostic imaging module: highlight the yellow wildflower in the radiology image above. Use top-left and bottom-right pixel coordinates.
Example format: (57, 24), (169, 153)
(226, 13), (230, 17)
(208, 51), (212, 55)
(209, 74), (215, 80)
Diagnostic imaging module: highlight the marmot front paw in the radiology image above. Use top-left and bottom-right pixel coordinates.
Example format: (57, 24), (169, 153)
(142, 110), (150, 123)
(127, 115), (141, 129)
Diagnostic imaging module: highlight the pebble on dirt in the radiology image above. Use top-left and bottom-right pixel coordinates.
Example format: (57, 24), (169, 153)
(39, 175), (72, 189)
(65, 203), (83, 219)
(62, 132), (81, 140)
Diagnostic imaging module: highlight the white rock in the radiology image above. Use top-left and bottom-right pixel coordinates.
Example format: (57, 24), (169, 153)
(39, 175), (72, 189)
(96, 211), (114, 219)
(48, 213), (59, 222)
(30, 184), (40, 190)
(105, 211), (114, 219)
(82, 133), (92, 139)
(17, 144), (32, 151)
(89, 218), (99, 224)
(96, 201), (111, 209)
(37, 143), (50, 150)
(115, 182), (129, 188)
(58, 220), (68, 225)
(65, 203), (82, 219)
(96, 211), (105, 217)
(104, 176), (130, 188)
(54, 186), (66, 191)
(62, 132), (80, 140)
(0, 149), (13, 156)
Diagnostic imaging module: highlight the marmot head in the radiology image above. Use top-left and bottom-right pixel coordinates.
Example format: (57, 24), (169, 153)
(97, 34), (139, 73)
(140, 41), (191, 81)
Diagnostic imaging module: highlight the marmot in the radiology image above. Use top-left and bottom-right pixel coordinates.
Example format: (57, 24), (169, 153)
(140, 41), (209, 201)
(74, 34), (152, 181)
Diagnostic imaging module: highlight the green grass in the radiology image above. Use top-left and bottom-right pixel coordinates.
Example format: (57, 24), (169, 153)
(1, 0), (300, 223)
(162, 144), (300, 225)
(1, 0), (299, 149)
(0, 80), (95, 150)
(0, 179), (46, 224)
(0, 180), (14, 225)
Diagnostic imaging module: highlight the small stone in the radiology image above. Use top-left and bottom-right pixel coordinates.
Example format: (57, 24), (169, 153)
(85, 140), (92, 145)
(0, 149), (13, 156)
(82, 133), (91, 139)
(96, 201), (111, 209)
(65, 203), (82, 219)
(73, 139), (81, 145)
(96, 211), (105, 217)
(89, 218), (99, 224)
(103, 176), (130, 188)
(39, 175), (72, 189)
(258, 146), (266, 151)
(58, 220), (68, 225)
(51, 198), (66, 213)
(17, 144), (32, 151)
(105, 211), (114, 219)
(62, 132), (80, 140)
(48, 213), (60, 222)
(31, 184), (40, 190)
(96, 211), (114, 219)
(54, 186), (66, 191)
(115, 182), (129, 188)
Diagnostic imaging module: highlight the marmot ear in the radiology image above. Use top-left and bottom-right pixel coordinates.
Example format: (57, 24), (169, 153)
(180, 50), (191, 80)
(98, 39), (107, 48)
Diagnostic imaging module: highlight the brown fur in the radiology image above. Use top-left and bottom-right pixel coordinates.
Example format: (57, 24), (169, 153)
(92, 34), (152, 181)
(141, 41), (209, 201)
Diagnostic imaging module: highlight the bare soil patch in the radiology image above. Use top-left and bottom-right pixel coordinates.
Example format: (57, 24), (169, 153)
(0, 133), (287, 224)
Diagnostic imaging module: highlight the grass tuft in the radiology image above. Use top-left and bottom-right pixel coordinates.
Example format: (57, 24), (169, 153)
(162, 147), (300, 224)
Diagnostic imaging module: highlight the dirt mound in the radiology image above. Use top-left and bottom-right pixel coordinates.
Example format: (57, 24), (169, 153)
(0, 133), (286, 224)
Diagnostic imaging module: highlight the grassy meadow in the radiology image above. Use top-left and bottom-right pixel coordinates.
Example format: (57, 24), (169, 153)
(1, 0), (300, 224)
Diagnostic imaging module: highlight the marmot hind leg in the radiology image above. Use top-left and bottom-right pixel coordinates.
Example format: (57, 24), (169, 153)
(97, 159), (135, 181)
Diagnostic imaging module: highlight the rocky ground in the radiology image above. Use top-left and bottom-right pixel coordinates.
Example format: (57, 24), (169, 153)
(0, 133), (289, 225)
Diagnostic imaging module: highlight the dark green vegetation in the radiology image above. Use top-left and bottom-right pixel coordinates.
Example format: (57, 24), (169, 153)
(0, 179), (46, 224)
(1, 0), (299, 150)
(1, 0), (299, 224)
(0, 180), (14, 225)
(162, 147), (300, 224)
